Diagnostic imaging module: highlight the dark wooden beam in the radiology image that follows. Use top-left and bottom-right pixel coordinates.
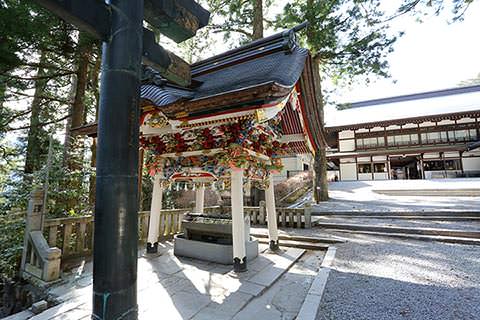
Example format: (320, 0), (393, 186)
(144, 0), (210, 43)
(71, 123), (98, 137)
(142, 28), (191, 86)
(33, 0), (111, 40)
(33, 1), (193, 86)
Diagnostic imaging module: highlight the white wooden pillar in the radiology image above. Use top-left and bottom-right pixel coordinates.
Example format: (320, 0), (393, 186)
(147, 172), (163, 253)
(230, 167), (247, 272)
(195, 184), (205, 213)
(265, 173), (279, 250)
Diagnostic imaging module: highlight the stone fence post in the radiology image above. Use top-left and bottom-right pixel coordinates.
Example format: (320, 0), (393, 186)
(259, 200), (266, 224)
(304, 203), (312, 228)
(20, 188), (61, 284)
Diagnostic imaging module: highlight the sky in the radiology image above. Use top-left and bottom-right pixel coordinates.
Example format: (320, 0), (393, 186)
(182, 0), (480, 106)
(330, 1), (480, 104)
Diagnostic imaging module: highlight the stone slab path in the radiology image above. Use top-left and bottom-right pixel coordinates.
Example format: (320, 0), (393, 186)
(13, 242), (315, 320)
(316, 232), (480, 320)
(310, 178), (480, 212)
(233, 250), (324, 320)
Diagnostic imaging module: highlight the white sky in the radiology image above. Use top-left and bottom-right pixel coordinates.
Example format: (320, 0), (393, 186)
(186, 1), (480, 106)
(331, 1), (480, 104)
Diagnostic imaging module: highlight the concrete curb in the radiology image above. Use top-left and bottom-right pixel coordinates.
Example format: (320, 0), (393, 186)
(296, 246), (337, 320)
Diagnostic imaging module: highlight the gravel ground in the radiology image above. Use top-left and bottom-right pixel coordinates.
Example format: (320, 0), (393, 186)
(316, 232), (480, 320)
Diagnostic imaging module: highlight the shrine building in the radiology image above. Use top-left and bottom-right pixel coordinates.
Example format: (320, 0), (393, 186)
(138, 26), (323, 271)
(325, 85), (480, 181)
(73, 24), (324, 272)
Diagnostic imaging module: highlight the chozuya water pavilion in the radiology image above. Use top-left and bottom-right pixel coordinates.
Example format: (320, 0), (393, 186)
(136, 25), (323, 272)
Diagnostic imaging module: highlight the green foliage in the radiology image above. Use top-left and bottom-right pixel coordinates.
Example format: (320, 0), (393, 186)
(458, 72), (480, 86)
(0, 212), (25, 279)
(397, 0), (476, 22)
(276, 0), (400, 86)
(274, 171), (312, 205)
(206, 0), (273, 44)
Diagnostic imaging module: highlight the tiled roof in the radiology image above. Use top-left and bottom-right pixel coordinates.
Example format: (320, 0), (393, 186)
(139, 26), (308, 112)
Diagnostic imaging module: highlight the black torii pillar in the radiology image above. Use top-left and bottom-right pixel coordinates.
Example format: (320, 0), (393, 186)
(93, 0), (143, 318)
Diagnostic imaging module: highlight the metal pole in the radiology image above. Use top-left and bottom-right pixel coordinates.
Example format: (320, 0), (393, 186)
(93, 0), (143, 318)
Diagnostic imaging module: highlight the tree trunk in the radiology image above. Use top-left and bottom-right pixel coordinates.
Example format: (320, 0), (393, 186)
(88, 51), (101, 208)
(63, 33), (93, 170)
(252, 0), (263, 40)
(24, 52), (48, 177)
(311, 57), (329, 202)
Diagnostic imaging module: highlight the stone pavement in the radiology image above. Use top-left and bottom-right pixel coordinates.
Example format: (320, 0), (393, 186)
(15, 241), (324, 320)
(311, 178), (480, 212)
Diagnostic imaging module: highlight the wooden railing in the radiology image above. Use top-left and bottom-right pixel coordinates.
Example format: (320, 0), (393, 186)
(43, 209), (189, 261)
(40, 204), (311, 263)
(243, 203), (312, 228)
(203, 203), (312, 228)
(44, 215), (94, 261)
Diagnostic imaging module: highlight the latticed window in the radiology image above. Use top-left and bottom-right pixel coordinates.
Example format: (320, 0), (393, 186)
(358, 163), (372, 173)
(374, 163), (386, 173)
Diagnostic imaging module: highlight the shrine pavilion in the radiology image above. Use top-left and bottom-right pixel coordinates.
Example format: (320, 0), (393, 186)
(75, 25), (324, 273)
(325, 85), (480, 180)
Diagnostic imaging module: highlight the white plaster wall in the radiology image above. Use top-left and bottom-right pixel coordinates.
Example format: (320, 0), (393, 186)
(340, 163), (357, 180)
(424, 153), (440, 159)
(358, 173), (373, 181)
(339, 139), (355, 152)
(419, 121), (435, 127)
(437, 119), (455, 125)
(339, 130), (355, 139)
(372, 156), (387, 161)
(402, 123), (418, 129)
(462, 157), (480, 171)
(373, 172), (388, 180)
(444, 151), (460, 158)
(274, 155), (314, 184)
(340, 157), (356, 163)
(357, 157), (371, 163)
(457, 117), (476, 124)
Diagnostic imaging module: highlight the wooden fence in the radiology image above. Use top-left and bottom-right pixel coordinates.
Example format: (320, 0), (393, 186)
(43, 209), (188, 261)
(39, 205), (311, 262)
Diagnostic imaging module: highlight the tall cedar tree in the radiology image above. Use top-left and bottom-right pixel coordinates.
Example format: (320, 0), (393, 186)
(277, 0), (401, 201)
(207, 0), (271, 41)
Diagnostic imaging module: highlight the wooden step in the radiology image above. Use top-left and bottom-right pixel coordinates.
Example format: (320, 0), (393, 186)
(314, 222), (480, 239)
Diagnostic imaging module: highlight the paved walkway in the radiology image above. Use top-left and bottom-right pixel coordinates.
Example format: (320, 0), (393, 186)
(311, 179), (480, 212)
(17, 241), (321, 320)
(316, 232), (480, 320)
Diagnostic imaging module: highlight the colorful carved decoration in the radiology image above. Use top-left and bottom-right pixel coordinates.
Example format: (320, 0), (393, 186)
(141, 118), (290, 184)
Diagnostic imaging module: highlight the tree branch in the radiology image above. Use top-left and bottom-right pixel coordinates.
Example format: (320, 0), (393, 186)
(8, 90), (71, 104)
(7, 113), (72, 131)
(2, 71), (75, 81)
